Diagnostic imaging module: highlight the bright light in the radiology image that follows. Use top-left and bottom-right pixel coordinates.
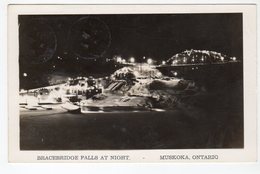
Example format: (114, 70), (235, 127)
(220, 57), (224, 61)
(129, 57), (135, 63)
(143, 56), (146, 60)
(232, 57), (237, 61)
(122, 59), (126, 63)
(173, 72), (178, 76)
(116, 56), (122, 63)
(172, 60), (177, 65)
(201, 57), (204, 61)
(162, 61), (166, 65)
(23, 73), (27, 77)
(147, 58), (153, 65)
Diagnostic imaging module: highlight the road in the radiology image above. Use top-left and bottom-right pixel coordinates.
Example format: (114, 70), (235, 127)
(20, 106), (243, 150)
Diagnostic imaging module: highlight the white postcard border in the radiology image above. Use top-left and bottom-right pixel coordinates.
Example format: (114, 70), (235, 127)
(8, 4), (257, 163)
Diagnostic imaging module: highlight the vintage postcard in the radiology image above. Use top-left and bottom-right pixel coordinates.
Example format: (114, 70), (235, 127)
(8, 5), (257, 162)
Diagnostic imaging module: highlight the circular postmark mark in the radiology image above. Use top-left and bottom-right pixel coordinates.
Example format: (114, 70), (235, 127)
(68, 17), (112, 60)
(19, 18), (57, 64)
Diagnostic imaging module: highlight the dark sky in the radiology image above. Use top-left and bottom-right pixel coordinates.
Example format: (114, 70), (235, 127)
(18, 13), (243, 88)
(19, 13), (242, 62)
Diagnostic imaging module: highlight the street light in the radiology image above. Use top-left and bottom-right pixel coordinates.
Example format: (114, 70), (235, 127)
(162, 61), (166, 65)
(129, 57), (135, 63)
(147, 58), (153, 65)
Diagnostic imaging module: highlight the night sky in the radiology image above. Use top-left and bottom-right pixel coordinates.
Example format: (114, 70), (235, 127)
(18, 13), (243, 89)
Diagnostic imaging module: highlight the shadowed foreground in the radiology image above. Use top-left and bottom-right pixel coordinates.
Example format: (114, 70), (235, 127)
(20, 107), (243, 150)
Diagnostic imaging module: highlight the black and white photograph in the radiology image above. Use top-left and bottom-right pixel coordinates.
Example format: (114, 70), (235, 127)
(18, 13), (244, 150)
(7, 4), (257, 163)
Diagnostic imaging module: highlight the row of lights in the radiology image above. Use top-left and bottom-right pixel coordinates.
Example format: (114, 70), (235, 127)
(113, 55), (236, 65)
(116, 56), (135, 64)
(116, 56), (166, 65)
(57, 55), (169, 66)
(51, 53), (237, 65)
(172, 56), (237, 65)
